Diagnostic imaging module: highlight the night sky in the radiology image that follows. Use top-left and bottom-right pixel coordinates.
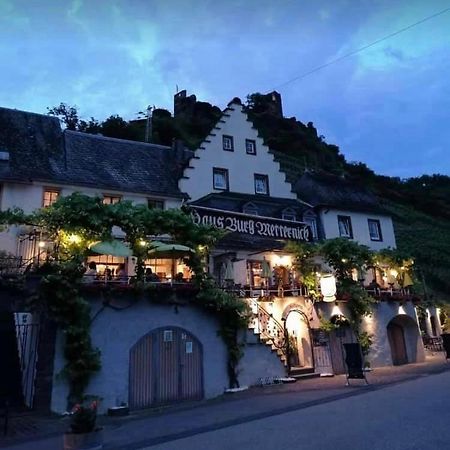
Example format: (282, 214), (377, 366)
(1, 0), (449, 177)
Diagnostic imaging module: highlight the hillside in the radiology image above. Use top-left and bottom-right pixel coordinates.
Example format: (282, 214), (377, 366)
(48, 95), (450, 303)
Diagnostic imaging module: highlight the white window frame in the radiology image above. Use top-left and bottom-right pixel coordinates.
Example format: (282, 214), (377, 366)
(338, 215), (353, 238)
(245, 139), (256, 155)
(282, 208), (297, 222)
(254, 174), (269, 195)
(213, 167), (229, 190)
(368, 219), (382, 241)
(222, 135), (234, 152)
(43, 188), (60, 207)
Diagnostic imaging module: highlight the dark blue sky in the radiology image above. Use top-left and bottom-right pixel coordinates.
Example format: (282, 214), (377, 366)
(1, 0), (449, 177)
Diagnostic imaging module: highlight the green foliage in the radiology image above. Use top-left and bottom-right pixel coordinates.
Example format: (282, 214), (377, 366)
(195, 277), (251, 388)
(1, 193), (247, 393)
(319, 238), (372, 281)
(36, 261), (101, 405)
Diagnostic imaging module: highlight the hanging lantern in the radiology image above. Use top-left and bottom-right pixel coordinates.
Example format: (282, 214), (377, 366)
(320, 274), (336, 302)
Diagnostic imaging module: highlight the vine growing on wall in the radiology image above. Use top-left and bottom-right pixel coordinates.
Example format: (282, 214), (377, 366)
(1, 193), (250, 400)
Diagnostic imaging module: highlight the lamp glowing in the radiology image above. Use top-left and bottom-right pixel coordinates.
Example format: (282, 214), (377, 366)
(68, 234), (81, 244)
(38, 241), (46, 248)
(320, 274), (336, 302)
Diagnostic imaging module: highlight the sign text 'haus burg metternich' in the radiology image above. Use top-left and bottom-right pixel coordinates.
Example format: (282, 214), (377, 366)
(190, 206), (312, 242)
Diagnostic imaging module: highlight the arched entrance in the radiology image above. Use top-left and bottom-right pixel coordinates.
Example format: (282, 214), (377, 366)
(282, 304), (314, 373)
(387, 315), (420, 365)
(129, 326), (203, 409)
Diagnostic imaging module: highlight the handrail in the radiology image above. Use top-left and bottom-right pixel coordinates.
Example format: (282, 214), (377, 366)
(248, 297), (288, 364)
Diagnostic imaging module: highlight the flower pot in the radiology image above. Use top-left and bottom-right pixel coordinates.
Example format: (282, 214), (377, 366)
(63, 428), (103, 450)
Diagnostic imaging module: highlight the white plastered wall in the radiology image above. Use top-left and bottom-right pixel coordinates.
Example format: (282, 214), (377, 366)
(319, 208), (397, 250)
(179, 102), (296, 201)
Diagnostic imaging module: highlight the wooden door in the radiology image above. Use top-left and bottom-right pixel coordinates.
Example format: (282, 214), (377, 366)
(329, 325), (354, 375)
(129, 327), (203, 409)
(388, 323), (408, 365)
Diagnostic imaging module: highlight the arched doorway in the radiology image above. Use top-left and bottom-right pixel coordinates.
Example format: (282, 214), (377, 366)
(285, 310), (313, 370)
(387, 315), (420, 365)
(129, 326), (203, 409)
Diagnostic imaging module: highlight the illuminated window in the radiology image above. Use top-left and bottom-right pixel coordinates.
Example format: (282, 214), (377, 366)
(254, 174), (269, 195)
(147, 199), (164, 210)
(43, 189), (60, 207)
(103, 195), (121, 205)
(245, 139), (256, 155)
(368, 219), (382, 241)
(213, 168), (229, 190)
(222, 135), (234, 152)
(338, 215), (353, 239)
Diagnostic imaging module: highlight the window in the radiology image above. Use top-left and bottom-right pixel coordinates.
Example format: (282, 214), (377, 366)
(222, 135), (234, 152)
(103, 195), (121, 205)
(148, 199), (164, 210)
(338, 215), (353, 238)
(243, 202), (258, 216)
(304, 217), (318, 239)
(282, 208), (296, 222)
(368, 219), (382, 241)
(43, 189), (60, 207)
(213, 167), (229, 190)
(254, 174), (269, 195)
(245, 139), (256, 155)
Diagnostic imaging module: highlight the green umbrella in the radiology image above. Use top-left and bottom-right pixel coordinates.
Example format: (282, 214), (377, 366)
(89, 240), (133, 257)
(147, 243), (194, 259)
(148, 244), (194, 280)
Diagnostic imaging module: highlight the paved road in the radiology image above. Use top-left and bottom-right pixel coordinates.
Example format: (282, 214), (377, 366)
(143, 371), (450, 450)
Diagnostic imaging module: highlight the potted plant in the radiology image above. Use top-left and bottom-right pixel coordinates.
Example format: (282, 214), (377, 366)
(63, 397), (103, 450)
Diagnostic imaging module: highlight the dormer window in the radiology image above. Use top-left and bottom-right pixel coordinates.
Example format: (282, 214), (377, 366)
(254, 174), (269, 195)
(282, 208), (296, 222)
(243, 202), (258, 216)
(222, 135), (234, 152)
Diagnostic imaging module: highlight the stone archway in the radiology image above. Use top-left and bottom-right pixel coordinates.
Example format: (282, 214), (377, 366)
(387, 315), (420, 365)
(282, 303), (314, 372)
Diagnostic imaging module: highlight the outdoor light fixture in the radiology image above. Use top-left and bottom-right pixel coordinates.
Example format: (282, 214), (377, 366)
(38, 241), (46, 248)
(67, 234), (81, 244)
(320, 274), (336, 302)
(139, 240), (147, 247)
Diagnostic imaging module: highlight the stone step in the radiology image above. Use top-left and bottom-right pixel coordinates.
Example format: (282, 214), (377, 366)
(290, 372), (321, 381)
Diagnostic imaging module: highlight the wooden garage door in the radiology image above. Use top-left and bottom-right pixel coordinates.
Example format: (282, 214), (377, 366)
(129, 327), (203, 409)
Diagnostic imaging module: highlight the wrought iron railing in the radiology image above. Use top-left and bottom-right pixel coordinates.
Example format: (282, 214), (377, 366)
(224, 284), (309, 298)
(248, 297), (289, 366)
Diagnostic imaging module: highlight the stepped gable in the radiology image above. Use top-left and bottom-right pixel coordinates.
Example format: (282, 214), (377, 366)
(0, 107), (64, 182)
(61, 131), (186, 197)
(293, 171), (385, 214)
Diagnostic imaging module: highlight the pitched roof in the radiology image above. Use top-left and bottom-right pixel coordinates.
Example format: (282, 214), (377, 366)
(0, 107), (187, 198)
(293, 171), (385, 213)
(189, 191), (311, 219)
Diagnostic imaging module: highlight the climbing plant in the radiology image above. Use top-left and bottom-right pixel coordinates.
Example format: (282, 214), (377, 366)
(0, 193), (249, 400)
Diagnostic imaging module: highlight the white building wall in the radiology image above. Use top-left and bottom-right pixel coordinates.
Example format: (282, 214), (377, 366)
(179, 102), (296, 201)
(0, 181), (182, 256)
(51, 301), (229, 414)
(319, 208), (397, 250)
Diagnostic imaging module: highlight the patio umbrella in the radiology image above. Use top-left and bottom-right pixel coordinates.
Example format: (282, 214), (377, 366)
(148, 244), (194, 280)
(89, 240), (133, 257)
(224, 260), (234, 281)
